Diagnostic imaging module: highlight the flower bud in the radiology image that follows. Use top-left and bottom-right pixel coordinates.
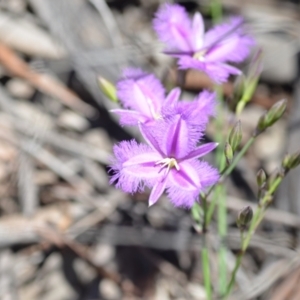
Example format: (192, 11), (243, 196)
(266, 99), (287, 124)
(282, 154), (290, 170)
(235, 51), (262, 115)
(228, 121), (242, 153)
(98, 76), (118, 102)
(256, 100), (287, 135)
(231, 75), (246, 111)
(256, 169), (266, 188)
(266, 168), (283, 192)
(248, 49), (263, 83)
(282, 150), (300, 171)
(237, 206), (253, 229)
(234, 75), (246, 100)
(224, 142), (233, 166)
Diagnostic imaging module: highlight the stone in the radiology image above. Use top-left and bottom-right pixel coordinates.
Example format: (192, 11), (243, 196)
(58, 110), (89, 132)
(90, 244), (115, 267)
(99, 279), (121, 300)
(256, 33), (297, 83)
(6, 79), (35, 99)
(253, 120), (286, 173)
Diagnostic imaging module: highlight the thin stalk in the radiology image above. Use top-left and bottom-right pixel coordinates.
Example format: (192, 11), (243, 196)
(224, 177), (283, 297)
(202, 194), (209, 232)
(201, 194), (212, 299)
(217, 185), (227, 295)
(206, 136), (256, 225)
(224, 205), (262, 297)
(212, 84), (228, 296)
(191, 202), (202, 223)
(211, 0), (222, 24)
(192, 196), (211, 299)
(202, 244), (212, 300)
(222, 136), (255, 178)
(225, 253), (243, 297)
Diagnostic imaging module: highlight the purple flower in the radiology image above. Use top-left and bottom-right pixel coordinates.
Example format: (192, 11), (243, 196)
(111, 68), (216, 127)
(110, 116), (219, 208)
(153, 4), (254, 83)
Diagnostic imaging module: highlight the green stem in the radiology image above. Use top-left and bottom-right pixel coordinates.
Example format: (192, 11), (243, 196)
(217, 185), (227, 295)
(202, 245), (212, 300)
(222, 137), (255, 178)
(211, 0), (222, 24)
(224, 205), (262, 298)
(202, 194), (208, 232)
(201, 194), (212, 299)
(206, 136), (256, 225)
(192, 197), (212, 300)
(211, 84), (228, 296)
(224, 177), (283, 297)
(206, 184), (218, 224)
(225, 253), (243, 297)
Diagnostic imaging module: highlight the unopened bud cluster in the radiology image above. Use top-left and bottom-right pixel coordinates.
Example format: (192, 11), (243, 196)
(231, 75), (245, 112)
(256, 169), (266, 188)
(228, 121), (242, 153)
(282, 150), (300, 172)
(256, 100), (287, 135)
(237, 206), (253, 230)
(233, 50), (263, 115)
(224, 142), (233, 165)
(98, 76), (118, 102)
(256, 150), (300, 204)
(225, 121), (242, 166)
(266, 169), (284, 191)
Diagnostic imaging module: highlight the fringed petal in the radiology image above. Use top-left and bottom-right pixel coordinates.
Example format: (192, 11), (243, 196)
(149, 177), (167, 206)
(204, 17), (244, 48)
(164, 115), (192, 158)
(166, 160), (219, 208)
(153, 4), (193, 52)
(109, 140), (162, 193)
(117, 68), (165, 119)
(164, 87), (181, 108)
(206, 35), (254, 63)
(192, 12), (205, 50)
(111, 109), (148, 126)
(181, 142), (218, 161)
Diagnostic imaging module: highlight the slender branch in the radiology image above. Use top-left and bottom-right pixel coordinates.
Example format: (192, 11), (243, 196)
(206, 136), (256, 225)
(202, 194), (208, 232)
(217, 185), (227, 295)
(224, 177), (283, 297)
(192, 196), (212, 299)
(211, 0), (222, 24)
(198, 194), (212, 299)
(202, 245), (212, 299)
(222, 136), (255, 178)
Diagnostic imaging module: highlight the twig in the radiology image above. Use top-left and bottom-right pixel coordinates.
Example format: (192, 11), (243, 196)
(225, 177), (283, 297)
(37, 226), (120, 283)
(17, 150), (38, 217)
(0, 42), (94, 116)
(231, 253), (300, 300)
(225, 196), (300, 228)
(0, 85), (110, 164)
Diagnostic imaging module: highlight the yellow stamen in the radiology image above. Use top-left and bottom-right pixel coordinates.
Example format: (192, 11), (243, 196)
(153, 112), (163, 120)
(193, 50), (207, 61)
(155, 158), (180, 174)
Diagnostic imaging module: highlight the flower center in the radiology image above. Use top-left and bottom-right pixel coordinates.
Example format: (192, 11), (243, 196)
(152, 111), (162, 120)
(193, 49), (207, 61)
(155, 157), (180, 174)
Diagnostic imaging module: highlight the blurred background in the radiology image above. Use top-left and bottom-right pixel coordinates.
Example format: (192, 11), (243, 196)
(0, 0), (300, 299)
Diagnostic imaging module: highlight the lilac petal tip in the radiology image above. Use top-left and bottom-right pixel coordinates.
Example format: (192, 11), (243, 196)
(149, 178), (167, 206)
(182, 142), (218, 161)
(153, 4), (193, 52)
